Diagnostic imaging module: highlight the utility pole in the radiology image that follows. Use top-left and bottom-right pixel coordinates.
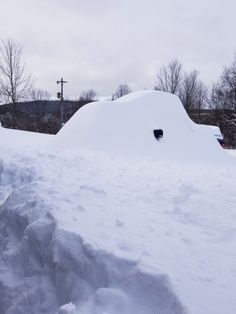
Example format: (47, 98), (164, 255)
(57, 77), (67, 128)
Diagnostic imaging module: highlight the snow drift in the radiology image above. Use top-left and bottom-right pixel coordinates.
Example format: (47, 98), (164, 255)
(0, 151), (187, 314)
(53, 90), (229, 164)
(0, 122), (53, 150)
(0, 91), (236, 314)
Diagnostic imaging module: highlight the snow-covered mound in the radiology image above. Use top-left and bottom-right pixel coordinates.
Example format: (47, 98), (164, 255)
(0, 146), (236, 314)
(53, 91), (229, 165)
(0, 150), (187, 314)
(0, 98), (236, 314)
(227, 149), (236, 157)
(0, 123), (53, 150)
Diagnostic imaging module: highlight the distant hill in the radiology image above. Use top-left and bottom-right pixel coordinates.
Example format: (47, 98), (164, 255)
(0, 100), (90, 134)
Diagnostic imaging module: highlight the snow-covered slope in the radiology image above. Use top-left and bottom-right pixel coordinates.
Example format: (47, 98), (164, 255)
(0, 123), (53, 150)
(0, 92), (236, 314)
(227, 149), (236, 157)
(0, 148), (236, 314)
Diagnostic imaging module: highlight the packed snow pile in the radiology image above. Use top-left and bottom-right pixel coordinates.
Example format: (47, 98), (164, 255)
(0, 91), (236, 314)
(53, 90), (230, 165)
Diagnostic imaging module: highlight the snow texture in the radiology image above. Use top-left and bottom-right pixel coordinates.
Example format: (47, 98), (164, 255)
(0, 91), (236, 314)
(52, 90), (231, 166)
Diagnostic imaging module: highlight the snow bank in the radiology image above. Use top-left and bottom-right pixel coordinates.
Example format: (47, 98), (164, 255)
(0, 147), (236, 314)
(227, 149), (236, 157)
(52, 90), (230, 165)
(0, 124), (53, 150)
(0, 151), (187, 314)
(0, 94), (236, 314)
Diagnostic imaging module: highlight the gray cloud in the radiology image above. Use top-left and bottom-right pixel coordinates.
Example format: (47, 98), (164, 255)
(1, 0), (236, 98)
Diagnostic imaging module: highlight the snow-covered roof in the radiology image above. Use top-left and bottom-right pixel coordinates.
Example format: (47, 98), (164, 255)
(200, 124), (224, 140)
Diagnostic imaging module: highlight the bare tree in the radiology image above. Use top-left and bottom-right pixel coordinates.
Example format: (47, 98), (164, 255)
(79, 89), (97, 102)
(179, 70), (208, 112)
(30, 88), (51, 101)
(112, 83), (132, 100)
(155, 59), (183, 94)
(0, 39), (32, 104)
(211, 55), (236, 110)
(211, 83), (226, 109)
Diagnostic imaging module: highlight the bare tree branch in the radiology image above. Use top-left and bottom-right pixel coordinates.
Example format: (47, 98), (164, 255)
(30, 88), (51, 101)
(0, 39), (32, 105)
(112, 84), (131, 100)
(155, 59), (183, 95)
(211, 55), (236, 110)
(179, 70), (208, 111)
(79, 89), (97, 102)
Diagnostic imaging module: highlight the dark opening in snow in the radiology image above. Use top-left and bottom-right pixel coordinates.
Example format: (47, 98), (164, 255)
(153, 129), (163, 140)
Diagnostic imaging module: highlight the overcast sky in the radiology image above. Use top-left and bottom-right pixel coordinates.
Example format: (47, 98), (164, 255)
(1, 0), (236, 98)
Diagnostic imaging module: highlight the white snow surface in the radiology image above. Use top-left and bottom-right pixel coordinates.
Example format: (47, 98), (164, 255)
(0, 123), (53, 149)
(52, 91), (230, 166)
(0, 91), (236, 314)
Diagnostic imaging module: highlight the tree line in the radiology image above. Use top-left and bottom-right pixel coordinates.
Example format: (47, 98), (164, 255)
(0, 39), (130, 105)
(1, 38), (236, 111)
(0, 38), (235, 146)
(154, 58), (236, 112)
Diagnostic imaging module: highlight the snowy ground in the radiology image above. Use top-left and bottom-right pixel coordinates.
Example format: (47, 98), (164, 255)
(0, 145), (236, 314)
(0, 92), (236, 314)
(227, 149), (236, 157)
